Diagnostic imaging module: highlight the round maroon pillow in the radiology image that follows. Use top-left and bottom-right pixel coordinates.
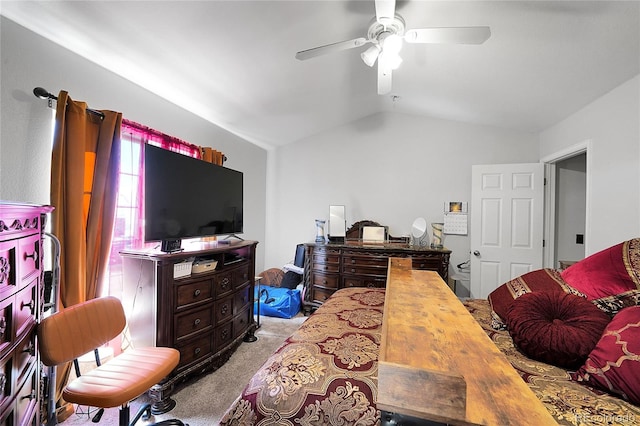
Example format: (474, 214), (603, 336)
(506, 291), (611, 369)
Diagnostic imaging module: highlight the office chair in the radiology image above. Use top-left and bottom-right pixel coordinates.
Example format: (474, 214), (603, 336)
(38, 296), (185, 426)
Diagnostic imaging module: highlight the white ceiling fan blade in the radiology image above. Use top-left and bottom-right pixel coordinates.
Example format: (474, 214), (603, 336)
(405, 27), (491, 44)
(377, 61), (392, 95)
(295, 37), (368, 60)
(375, 0), (396, 26)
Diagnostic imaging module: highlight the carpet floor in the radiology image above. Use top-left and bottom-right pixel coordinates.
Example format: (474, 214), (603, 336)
(59, 313), (307, 426)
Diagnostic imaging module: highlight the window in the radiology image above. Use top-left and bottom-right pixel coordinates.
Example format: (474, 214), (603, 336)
(106, 120), (201, 297)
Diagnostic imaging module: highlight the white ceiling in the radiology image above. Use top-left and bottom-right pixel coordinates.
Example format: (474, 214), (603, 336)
(2, 1), (639, 149)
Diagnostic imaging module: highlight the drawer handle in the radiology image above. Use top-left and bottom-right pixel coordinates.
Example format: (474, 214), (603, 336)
(194, 289), (201, 297)
(194, 347), (201, 355)
(194, 318), (201, 326)
(221, 305), (229, 314)
(21, 391), (36, 401)
(24, 242), (40, 269)
(21, 300), (35, 314)
(221, 329), (229, 339)
(322, 280), (327, 285)
(221, 277), (230, 288)
(351, 268), (356, 273)
(0, 317), (5, 339)
(23, 342), (35, 356)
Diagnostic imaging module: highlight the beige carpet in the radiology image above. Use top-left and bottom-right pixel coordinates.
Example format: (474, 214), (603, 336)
(59, 313), (307, 426)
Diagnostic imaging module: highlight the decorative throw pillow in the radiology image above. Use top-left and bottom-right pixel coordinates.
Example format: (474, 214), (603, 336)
(561, 238), (640, 300)
(592, 289), (640, 317)
(259, 268), (284, 287)
(488, 268), (578, 330)
(280, 271), (302, 289)
(506, 291), (611, 369)
(575, 306), (640, 405)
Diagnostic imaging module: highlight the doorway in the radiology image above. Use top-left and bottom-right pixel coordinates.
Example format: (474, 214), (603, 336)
(554, 154), (587, 268)
(542, 141), (590, 269)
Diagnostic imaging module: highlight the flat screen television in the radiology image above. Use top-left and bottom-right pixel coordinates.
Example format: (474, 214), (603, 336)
(144, 144), (243, 251)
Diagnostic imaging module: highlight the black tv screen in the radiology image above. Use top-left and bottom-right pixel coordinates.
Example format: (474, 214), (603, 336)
(144, 144), (243, 242)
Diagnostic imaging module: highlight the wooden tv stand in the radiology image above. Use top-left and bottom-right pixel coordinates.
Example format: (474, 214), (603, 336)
(119, 240), (257, 413)
(378, 258), (557, 425)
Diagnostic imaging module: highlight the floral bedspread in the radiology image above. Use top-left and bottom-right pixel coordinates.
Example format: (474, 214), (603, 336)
(220, 287), (639, 426)
(220, 287), (385, 425)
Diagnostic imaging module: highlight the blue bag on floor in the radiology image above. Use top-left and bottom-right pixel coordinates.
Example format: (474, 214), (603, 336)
(254, 285), (301, 319)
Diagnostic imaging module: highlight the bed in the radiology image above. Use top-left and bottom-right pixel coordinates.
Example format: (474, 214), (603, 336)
(220, 239), (640, 425)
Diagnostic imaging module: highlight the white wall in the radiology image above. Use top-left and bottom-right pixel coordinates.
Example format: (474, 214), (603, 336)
(265, 112), (539, 280)
(540, 75), (640, 253)
(0, 17), (268, 269)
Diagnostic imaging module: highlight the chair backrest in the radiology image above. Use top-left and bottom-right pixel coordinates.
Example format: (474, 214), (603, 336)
(38, 296), (126, 366)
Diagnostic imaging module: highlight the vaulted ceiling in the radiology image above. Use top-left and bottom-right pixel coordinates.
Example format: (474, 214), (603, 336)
(2, 1), (639, 149)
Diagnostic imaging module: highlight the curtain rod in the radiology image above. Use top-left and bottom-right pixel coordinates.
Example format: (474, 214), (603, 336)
(33, 87), (105, 119)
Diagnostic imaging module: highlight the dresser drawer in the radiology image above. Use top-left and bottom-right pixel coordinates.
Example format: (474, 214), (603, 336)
(311, 287), (336, 304)
(231, 263), (250, 289)
(18, 235), (40, 284)
(176, 333), (213, 371)
(343, 276), (387, 288)
(342, 254), (388, 268)
(233, 284), (250, 315)
(312, 262), (340, 273)
(214, 295), (233, 323)
(342, 264), (387, 277)
(313, 247), (341, 256)
(312, 273), (338, 289)
(214, 321), (233, 352)
(0, 297), (12, 357)
(0, 241), (17, 299)
(411, 255), (443, 270)
(14, 329), (36, 390)
(14, 363), (37, 425)
(0, 349), (12, 414)
(15, 282), (37, 343)
(313, 252), (340, 263)
(213, 272), (234, 298)
(174, 306), (214, 342)
(175, 279), (213, 310)
(233, 306), (251, 339)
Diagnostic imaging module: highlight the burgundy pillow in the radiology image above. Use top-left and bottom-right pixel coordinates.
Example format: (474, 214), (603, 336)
(506, 291), (611, 369)
(561, 239), (640, 300)
(488, 268), (574, 329)
(575, 306), (640, 405)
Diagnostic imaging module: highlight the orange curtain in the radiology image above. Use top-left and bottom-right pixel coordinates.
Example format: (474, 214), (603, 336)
(49, 90), (122, 421)
(200, 146), (226, 165)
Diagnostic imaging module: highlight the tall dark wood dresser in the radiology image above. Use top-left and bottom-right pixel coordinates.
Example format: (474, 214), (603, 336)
(0, 202), (52, 425)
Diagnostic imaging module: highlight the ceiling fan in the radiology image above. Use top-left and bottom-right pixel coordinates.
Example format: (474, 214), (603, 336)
(295, 0), (490, 95)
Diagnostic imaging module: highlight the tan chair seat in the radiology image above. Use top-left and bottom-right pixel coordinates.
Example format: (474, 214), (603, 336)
(63, 347), (179, 408)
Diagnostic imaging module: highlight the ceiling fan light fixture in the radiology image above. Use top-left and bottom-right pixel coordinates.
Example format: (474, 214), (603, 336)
(380, 50), (403, 70)
(361, 44), (381, 67)
(382, 33), (403, 54)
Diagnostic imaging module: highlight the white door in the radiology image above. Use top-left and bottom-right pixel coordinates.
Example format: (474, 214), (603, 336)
(470, 163), (544, 298)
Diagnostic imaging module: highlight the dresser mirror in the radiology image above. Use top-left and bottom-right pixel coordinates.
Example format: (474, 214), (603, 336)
(411, 217), (429, 246)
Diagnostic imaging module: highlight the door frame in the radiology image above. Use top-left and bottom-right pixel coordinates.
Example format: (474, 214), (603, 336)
(540, 140), (592, 268)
